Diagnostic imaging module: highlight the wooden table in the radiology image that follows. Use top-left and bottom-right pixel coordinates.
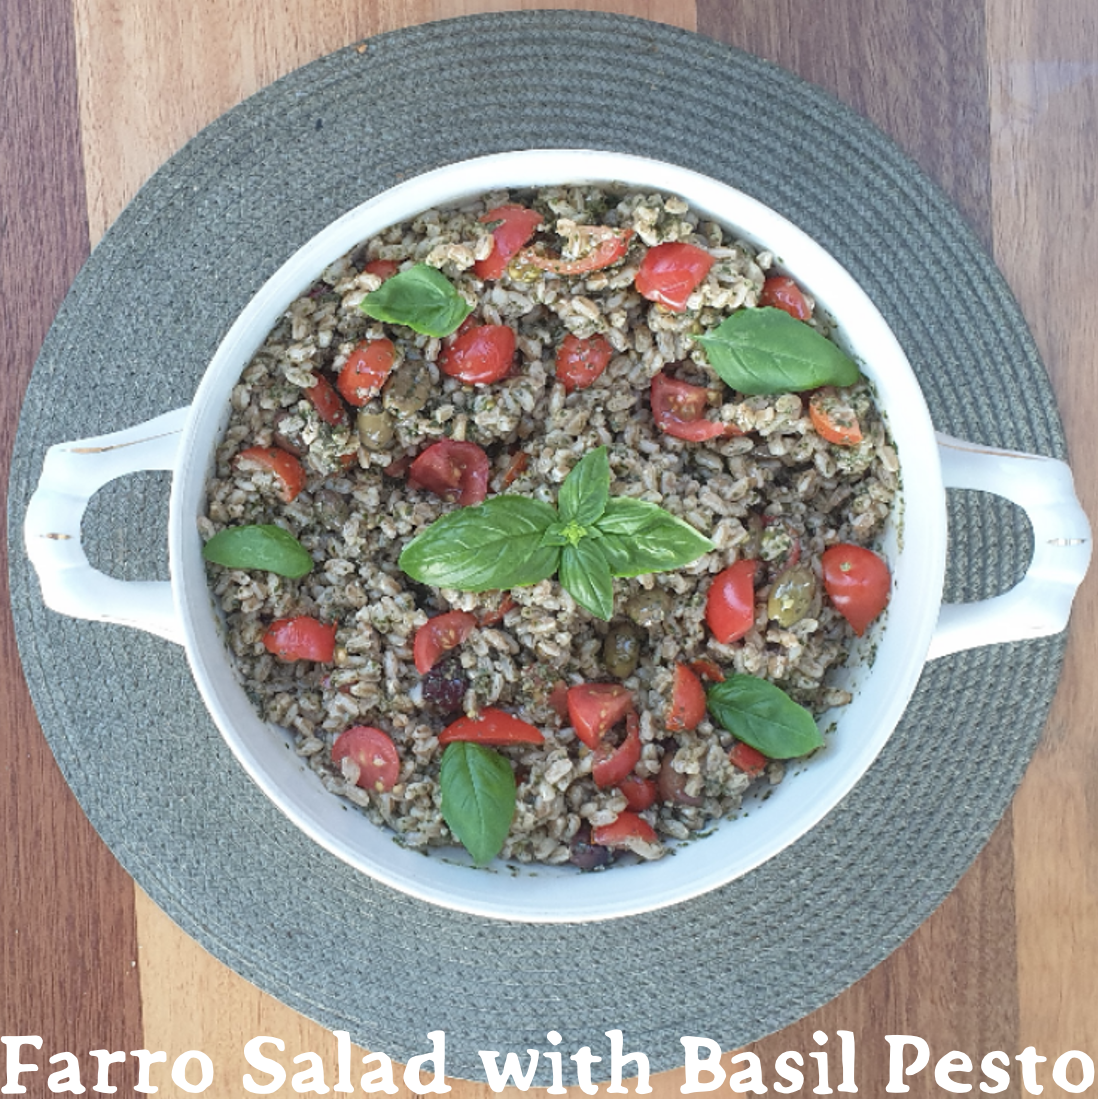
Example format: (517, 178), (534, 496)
(3, 3), (1095, 1097)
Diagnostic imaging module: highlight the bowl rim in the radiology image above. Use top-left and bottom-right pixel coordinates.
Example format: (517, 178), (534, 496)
(170, 149), (946, 922)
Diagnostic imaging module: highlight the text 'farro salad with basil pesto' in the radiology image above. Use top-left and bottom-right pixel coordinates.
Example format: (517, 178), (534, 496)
(199, 185), (897, 869)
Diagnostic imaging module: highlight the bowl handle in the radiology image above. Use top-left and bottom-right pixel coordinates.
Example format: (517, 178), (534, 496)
(927, 433), (1092, 659)
(23, 408), (189, 645)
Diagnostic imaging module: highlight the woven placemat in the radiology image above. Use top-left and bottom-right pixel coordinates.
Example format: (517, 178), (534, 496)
(8, 12), (1064, 1085)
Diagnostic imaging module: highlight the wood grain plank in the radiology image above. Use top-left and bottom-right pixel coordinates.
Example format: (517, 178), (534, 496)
(72, 2), (1093, 1097)
(72, 4), (696, 1097)
(134, 888), (438, 1100)
(988, 3), (1098, 1097)
(74, 0), (696, 247)
(696, 0), (994, 249)
(1, 1), (144, 1097)
(693, 3), (1023, 1096)
(717, 816), (1020, 1099)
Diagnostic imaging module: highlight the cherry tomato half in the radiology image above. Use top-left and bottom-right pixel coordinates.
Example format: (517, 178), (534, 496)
(592, 711), (642, 789)
(517, 226), (633, 276)
(705, 559), (759, 644)
(759, 274), (812, 320)
(304, 373), (348, 426)
(438, 323), (516, 385)
(262, 616), (337, 662)
(413, 610), (478, 675)
(592, 811), (658, 849)
(438, 707), (545, 746)
(635, 241), (715, 311)
(547, 680), (571, 722)
(566, 683), (634, 750)
(809, 387), (863, 446)
(473, 204), (544, 281)
(337, 337), (398, 406)
(408, 440), (490, 506)
(235, 445), (307, 503)
(332, 726), (400, 792)
(363, 258), (400, 281)
(729, 741), (769, 778)
(650, 372), (728, 441)
(821, 543), (891, 636)
(618, 774), (658, 812)
(688, 657), (725, 683)
(478, 593), (516, 627)
(666, 663), (706, 732)
(555, 333), (614, 393)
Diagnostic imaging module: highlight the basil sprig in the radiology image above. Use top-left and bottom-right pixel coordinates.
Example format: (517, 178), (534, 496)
(706, 674), (824, 759)
(439, 741), (516, 865)
(359, 263), (472, 337)
(694, 306), (861, 395)
(201, 524), (313, 579)
(398, 446), (713, 620)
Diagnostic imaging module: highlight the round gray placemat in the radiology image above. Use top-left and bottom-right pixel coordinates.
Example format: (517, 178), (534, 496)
(8, 11), (1065, 1085)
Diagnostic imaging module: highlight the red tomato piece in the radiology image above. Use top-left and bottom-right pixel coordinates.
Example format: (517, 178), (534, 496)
(235, 445), (307, 503)
(473, 204), (544, 281)
(619, 774), (658, 812)
(332, 726), (401, 792)
(438, 707), (545, 746)
(413, 610), (478, 674)
(821, 544), (891, 636)
(635, 241), (715, 311)
(363, 258), (400, 281)
(547, 680), (571, 722)
(383, 454), (412, 479)
(408, 439), (490, 506)
(759, 274), (813, 320)
(262, 616), (337, 662)
(809, 387), (863, 446)
(479, 593), (516, 628)
(555, 333), (614, 393)
(705, 559), (759, 644)
(438, 323), (516, 385)
(337, 337), (398, 406)
(592, 811), (658, 849)
(729, 741), (769, 778)
(517, 226), (633, 275)
(304, 373), (348, 426)
(566, 683), (634, 750)
(500, 451), (529, 488)
(688, 657), (725, 683)
(592, 710), (642, 789)
(650, 372), (729, 441)
(666, 663), (707, 732)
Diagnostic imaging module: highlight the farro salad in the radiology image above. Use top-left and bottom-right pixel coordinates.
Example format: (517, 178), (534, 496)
(199, 184), (897, 869)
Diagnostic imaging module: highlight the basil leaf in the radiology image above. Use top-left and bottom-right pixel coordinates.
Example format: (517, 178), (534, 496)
(399, 496), (559, 591)
(559, 539), (615, 620)
(201, 524), (313, 579)
(359, 263), (473, 337)
(557, 446), (610, 527)
(439, 741), (516, 865)
(706, 674), (824, 759)
(539, 523), (571, 548)
(695, 307), (861, 395)
(594, 499), (713, 577)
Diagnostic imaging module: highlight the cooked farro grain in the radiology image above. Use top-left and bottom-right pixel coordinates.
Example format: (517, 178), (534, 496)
(201, 185), (897, 868)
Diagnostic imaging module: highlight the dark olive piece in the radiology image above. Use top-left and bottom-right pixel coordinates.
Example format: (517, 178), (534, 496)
(767, 563), (817, 627)
(602, 622), (642, 678)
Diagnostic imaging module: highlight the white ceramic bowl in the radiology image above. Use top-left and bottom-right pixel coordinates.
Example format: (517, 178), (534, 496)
(25, 151), (1091, 922)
